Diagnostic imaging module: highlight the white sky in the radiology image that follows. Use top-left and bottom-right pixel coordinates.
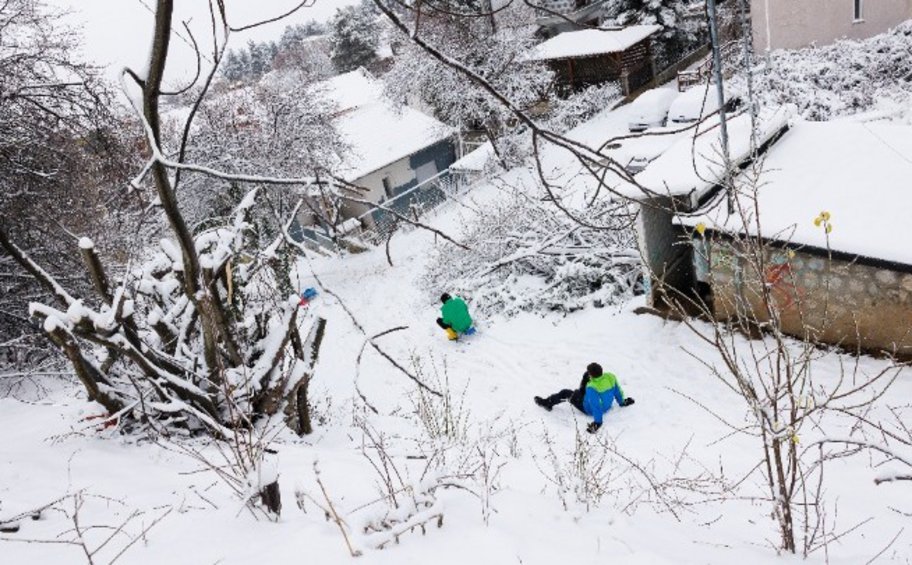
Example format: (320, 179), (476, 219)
(49, 0), (360, 86)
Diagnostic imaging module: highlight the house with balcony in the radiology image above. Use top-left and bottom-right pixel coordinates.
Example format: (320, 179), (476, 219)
(291, 69), (457, 245)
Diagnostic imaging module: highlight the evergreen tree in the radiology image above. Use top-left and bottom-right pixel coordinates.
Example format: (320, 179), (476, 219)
(278, 20), (326, 51)
(607, 0), (707, 69)
(329, 4), (379, 73)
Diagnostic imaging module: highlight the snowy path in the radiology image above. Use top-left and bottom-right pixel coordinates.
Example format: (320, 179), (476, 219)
(293, 199), (912, 564)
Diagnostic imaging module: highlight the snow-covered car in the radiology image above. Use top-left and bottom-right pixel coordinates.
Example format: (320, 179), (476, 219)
(667, 85), (739, 125)
(624, 155), (650, 174)
(626, 88), (680, 132)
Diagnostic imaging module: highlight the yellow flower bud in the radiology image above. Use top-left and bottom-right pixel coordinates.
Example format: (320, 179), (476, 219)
(813, 217), (822, 227)
(695, 222), (706, 235)
(787, 250), (796, 259)
(821, 211), (831, 221)
(792, 434), (800, 444)
(825, 224), (833, 234)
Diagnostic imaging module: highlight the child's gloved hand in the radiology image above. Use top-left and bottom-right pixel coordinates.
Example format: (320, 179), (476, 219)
(622, 397), (635, 407)
(586, 421), (601, 434)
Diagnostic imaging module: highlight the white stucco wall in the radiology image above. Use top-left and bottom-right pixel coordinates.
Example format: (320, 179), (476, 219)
(297, 155), (428, 231)
(751, 0), (912, 52)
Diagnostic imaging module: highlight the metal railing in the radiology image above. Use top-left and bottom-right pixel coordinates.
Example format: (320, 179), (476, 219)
(347, 169), (464, 245)
(289, 169), (468, 252)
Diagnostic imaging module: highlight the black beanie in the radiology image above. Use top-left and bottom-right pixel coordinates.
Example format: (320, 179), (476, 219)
(586, 363), (603, 377)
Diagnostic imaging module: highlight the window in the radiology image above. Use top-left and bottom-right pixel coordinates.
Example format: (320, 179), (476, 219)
(382, 176), (394, 198)
(853, 0), (863, 21)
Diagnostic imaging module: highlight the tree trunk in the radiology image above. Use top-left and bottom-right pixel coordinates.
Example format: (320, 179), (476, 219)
(260, 480), (282, 516)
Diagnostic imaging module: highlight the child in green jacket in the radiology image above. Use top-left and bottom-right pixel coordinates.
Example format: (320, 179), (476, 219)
(437, 293), (474, 340)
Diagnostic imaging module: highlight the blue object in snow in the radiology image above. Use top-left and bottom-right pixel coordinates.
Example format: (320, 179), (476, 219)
(299, 287), (319, 306)
(464, 327), (477, 336)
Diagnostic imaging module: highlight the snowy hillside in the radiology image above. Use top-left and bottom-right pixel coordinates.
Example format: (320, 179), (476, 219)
(2, 167), (911, 564)
(4, 1), (912, 563)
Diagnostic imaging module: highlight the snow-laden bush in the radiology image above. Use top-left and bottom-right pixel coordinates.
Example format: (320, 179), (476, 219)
(542, 82), (624, 133)
(423, 189), (641, 318)
(10, 188), (326, 439)
(732, 21), (912, 120)
(471, 82), (623, 176)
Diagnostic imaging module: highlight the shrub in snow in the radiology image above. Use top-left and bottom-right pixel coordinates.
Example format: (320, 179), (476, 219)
(732, 21), (912, 121)
(11, 189), (327, 439)
(423, 190), (641, 318)
(542, 82), (624, 133)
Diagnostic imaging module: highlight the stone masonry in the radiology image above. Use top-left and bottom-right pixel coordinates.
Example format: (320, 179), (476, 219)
(706, 239), (912, 358)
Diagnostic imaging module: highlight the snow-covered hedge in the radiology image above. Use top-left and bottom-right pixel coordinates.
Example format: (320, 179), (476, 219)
(423, 190), (641, 318)
(734, 22), (912, 120)
(542, 82), (624, 133)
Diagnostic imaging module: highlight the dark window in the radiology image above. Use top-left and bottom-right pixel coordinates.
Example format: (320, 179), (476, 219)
(854, 0), (863, 20)
(382, 176), (394, 198)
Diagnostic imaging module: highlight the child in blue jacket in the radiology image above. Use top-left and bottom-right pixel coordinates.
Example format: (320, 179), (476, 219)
(534, 362), (634, 433)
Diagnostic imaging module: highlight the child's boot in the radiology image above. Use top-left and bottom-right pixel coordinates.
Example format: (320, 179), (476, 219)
(445, 327), (458, 341)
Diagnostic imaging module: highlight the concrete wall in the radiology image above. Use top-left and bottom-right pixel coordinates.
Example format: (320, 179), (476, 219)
(751, 0), (912, 52)
(637, 199), (696, 309)
(708, 240), (912, 358)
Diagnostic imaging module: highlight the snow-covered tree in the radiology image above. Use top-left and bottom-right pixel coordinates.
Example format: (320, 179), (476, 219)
(383, 2), (552, 166)
(223, 40), (278, 83)
(177, 70), (346, 239)
(605, 0), (707, 69)
(222, 22), (329, 83)
(0, 0), (335, 450)
(273, 23), (333, 78)
(0, 0), (143, 380)
(329, 3), (380, 73)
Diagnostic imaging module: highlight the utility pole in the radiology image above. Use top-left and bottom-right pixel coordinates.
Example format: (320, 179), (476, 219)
(706, 0), (734, 214)
(738, 0), (758, 152)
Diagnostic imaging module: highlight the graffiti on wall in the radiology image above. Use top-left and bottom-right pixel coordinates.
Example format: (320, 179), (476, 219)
(765, 253), (804, 310)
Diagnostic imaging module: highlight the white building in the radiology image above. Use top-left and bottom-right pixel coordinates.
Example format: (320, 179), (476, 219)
(293, 69), (457, 243)
(751, 0), (912, 52)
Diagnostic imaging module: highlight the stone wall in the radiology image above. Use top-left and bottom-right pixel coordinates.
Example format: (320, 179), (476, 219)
(707, 238), (912, 358)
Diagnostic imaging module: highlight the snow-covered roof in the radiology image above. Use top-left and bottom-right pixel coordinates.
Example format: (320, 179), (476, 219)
(316, 69), (455, 182)
(615, 105), (794, 201)
(527, 26), (661, 61)
(681, 121), (912, 266)
(450, 141), (495, 172)
(335, 103), (453, 182)
(317, 68), (384, 113)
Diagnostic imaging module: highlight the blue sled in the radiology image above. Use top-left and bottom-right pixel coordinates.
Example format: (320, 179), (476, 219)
(299, 287), (319, 307)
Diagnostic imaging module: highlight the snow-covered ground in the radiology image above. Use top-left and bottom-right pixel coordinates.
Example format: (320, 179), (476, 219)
(2, 96), (911, 565)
